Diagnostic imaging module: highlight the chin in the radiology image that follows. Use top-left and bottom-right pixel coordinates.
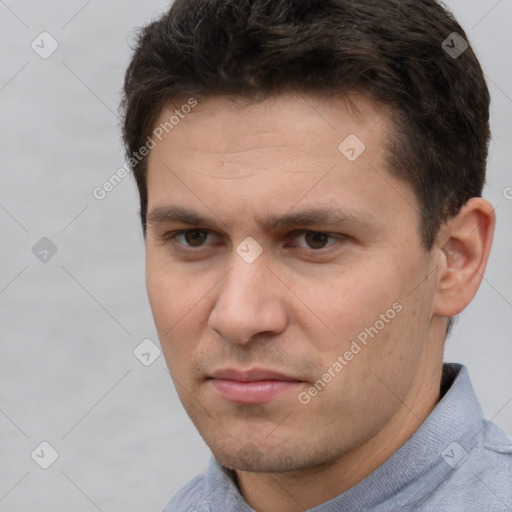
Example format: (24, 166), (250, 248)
(210, 438), (328, 474)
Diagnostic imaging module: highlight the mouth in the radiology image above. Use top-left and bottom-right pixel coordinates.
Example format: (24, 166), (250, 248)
(207, 368), (303, 404)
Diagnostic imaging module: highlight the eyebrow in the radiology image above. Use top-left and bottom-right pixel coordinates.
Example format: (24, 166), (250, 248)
(147, 205), (376, 231)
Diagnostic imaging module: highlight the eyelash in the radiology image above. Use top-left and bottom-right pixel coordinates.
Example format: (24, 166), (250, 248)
(162, 229), (345, 253)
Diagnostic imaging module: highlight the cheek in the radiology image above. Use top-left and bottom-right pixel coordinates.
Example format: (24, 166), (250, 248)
(145, 260), (208, 369)
(301, 266), (399, 351)
(304, 253), (427, 375)
(316, 270), (434, 409)
(146, 246), (201, 323)
(146, 267), (180, 332)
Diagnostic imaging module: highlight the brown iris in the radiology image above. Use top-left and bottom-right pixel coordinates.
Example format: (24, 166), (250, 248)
(304, 232), (330, 249)
(184, 230), (208, 247)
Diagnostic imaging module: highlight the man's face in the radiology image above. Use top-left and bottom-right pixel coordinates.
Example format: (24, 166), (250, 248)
(145, 93), (442, 473)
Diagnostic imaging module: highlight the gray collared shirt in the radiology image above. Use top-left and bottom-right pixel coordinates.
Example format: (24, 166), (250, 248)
(163, 363), (512, 511)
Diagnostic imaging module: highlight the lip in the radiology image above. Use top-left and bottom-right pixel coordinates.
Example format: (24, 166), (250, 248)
(208, 367), (302, 404)
(210, 368), (300, 382)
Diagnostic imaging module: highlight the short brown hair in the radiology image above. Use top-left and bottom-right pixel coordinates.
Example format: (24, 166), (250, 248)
(121, 0), (490, 249)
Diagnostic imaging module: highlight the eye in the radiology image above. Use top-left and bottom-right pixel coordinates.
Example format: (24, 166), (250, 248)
(169, 229), (212, 248)
(163, 229), (345, 253)
(292, 231), (343, 250)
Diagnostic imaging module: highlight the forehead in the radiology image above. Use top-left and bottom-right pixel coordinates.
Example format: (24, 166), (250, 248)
(150, 92), (390, 160)
(144, 92), (417, 232)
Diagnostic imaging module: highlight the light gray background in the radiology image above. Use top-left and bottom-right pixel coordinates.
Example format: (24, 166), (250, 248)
(0, 1), (510, 510)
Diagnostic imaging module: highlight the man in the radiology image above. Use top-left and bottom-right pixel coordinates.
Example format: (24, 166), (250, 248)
(121, 0), (512, 510)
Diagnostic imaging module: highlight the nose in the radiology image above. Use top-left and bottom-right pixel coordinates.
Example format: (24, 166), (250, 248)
(208, 254), (288, 345)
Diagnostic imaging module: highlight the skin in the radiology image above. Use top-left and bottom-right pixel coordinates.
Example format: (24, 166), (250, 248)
(144, 92), (495, 512)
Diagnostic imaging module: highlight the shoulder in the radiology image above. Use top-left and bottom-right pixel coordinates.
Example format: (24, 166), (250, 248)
(420, 422), (512, 511)
(161, 474), (209, 512)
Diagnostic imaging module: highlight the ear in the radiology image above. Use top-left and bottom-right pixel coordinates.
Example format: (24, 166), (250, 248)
(432, 198), (495, 317)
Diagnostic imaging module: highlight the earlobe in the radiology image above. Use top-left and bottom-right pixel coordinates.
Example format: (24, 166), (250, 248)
(433, 198), (495, 317)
